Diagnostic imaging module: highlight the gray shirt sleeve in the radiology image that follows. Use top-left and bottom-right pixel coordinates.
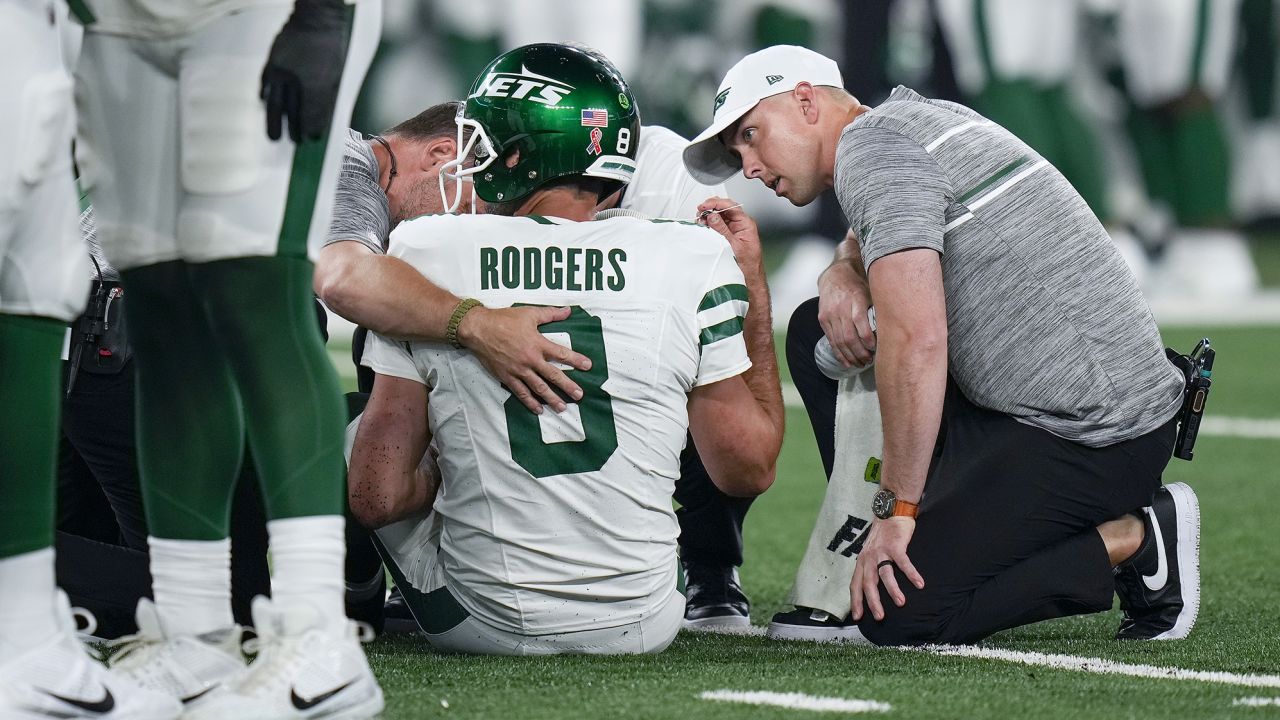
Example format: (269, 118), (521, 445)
(325, 130), (391, 255)
(835, 126), (952, 269)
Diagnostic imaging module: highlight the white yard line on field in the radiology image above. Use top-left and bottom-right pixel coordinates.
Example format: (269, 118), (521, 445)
(699, 690), (891, 713)
(1234, 697), (1280, 707)
(911, 646), (1280, 688)
(1200, 416), (1280, 440)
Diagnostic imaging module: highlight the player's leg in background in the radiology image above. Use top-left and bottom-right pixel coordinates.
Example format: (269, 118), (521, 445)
(784, 298), (837, 476)
(1118, 0), (1257, 297)
(0, 0), (89, 662)
(0, 4), (179, 717)
(169, 3), (384, 717)
(74, 20), (255, 704)
(176, 0), (378, 626)
(674, 448), (755, 631)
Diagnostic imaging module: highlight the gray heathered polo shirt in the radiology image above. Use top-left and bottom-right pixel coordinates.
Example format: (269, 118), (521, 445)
(835, 86), (1183, 447)
(326, 129), (391, 255)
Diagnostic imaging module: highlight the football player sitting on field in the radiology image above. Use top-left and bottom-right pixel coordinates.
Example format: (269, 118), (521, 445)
(346, 43), (784, 655)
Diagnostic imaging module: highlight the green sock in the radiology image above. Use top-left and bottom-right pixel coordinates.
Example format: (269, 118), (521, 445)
(122, 261), (244, 540)
(1173, 106), (1231, 226)
(0, 315), (66, 558)
(190, 256), (346, 520)
(1126, 106), (1179, 212)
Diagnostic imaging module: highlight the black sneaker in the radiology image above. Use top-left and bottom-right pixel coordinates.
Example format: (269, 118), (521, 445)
(766, 607), (866, 642)
(682, 562), (751, 632)
(1114, 482), (1200, 640)
(383, 585), (421, 634)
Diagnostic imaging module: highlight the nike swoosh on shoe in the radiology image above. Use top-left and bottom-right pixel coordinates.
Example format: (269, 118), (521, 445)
(42, 687), (115, 714)
(181, 686), (217, 704)
(1142, 507), (1169, 591)
(291, 680), (354, 711)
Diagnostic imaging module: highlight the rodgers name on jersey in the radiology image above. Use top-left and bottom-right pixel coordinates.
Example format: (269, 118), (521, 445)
(479, 243), (627, 292)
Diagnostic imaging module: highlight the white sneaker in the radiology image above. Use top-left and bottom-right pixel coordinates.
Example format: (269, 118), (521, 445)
(185, 597), (383, 720)
(0, 593), (181, 720)
(106, 598), (245, 707)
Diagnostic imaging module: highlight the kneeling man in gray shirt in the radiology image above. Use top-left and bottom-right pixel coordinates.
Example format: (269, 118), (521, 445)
(685, 45), (1195, 644)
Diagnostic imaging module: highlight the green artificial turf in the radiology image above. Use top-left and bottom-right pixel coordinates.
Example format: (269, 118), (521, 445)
(328, 323), (1280, 719)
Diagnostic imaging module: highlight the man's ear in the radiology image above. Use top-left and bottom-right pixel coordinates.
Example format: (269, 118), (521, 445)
(794, 82), (820, 125)
(422, 136), (457, 168)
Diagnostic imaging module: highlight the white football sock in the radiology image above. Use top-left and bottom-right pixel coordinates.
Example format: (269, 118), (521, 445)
(148, 536), (234, 635)
(268, 515), (346, 630)
(0, 547), (61, 652)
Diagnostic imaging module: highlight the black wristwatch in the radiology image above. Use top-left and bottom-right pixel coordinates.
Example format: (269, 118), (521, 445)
(872, 488), (919, 520)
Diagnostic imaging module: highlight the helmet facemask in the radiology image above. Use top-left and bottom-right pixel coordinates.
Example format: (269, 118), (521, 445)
(439, 110), (495, 214)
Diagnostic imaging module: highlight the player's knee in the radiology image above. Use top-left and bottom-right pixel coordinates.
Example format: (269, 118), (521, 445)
(785, 298), (822, 368)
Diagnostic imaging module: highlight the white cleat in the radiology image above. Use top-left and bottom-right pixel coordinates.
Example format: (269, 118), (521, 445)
(0, 593), (182, 720)
(106, 598), (245, 708)
(184, 597), (383, 720)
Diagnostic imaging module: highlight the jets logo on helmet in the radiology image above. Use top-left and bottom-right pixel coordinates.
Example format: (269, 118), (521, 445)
(469, 66), (575, 106)
(440, 43), (642, 212)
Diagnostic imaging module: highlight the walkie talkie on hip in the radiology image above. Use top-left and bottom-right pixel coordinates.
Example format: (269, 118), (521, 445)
(1167, 338), (1214, 461)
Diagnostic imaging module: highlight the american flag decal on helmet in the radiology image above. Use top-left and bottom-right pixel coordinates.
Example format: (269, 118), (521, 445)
(580, 109), (609, 127)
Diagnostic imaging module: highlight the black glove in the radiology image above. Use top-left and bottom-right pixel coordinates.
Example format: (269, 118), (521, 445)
(260, 0), (349, 143)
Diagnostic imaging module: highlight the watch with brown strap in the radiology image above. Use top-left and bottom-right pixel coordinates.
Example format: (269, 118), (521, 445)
(872, 488), (919, 520)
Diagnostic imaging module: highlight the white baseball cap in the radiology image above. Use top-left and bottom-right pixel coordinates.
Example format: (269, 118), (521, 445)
(683, 45), (844, 185)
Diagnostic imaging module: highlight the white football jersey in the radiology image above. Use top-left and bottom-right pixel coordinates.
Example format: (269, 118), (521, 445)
(363, 212), (751, 634)
(620, 125), (726, 220)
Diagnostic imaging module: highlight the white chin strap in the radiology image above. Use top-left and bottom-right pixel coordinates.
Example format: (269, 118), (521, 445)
(440, 115), (497, 214)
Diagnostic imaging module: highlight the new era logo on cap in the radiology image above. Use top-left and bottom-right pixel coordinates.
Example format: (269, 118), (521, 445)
(766, 74), (784, 85)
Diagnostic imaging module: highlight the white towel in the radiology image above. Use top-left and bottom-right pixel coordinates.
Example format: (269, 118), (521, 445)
(784, 369), (883, 618)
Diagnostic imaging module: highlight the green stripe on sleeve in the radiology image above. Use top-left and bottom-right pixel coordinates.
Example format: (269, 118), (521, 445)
(698, 283), (748, 313)
(957, 156), (1029, 205)
(699, 316), (744, 346)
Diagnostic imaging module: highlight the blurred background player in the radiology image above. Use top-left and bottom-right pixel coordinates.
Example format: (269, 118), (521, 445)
(72, 0), (384, 716)
(347, 43), (784, 654)
(0, 0), (180, 717)
(933, 0), (1150, 277)
(1112, 0), (1259, 297)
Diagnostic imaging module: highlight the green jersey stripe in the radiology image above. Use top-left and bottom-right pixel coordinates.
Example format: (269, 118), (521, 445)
(67, 0), (96, 24)
(700, 316), (744, 346)
(957, 156), (1029, 205)
(1190, 0), (1210, 85)
(698, 283), (748, 313)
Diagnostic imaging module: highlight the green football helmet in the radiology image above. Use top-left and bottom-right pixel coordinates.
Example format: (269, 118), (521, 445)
(440, 43), (641, 211)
